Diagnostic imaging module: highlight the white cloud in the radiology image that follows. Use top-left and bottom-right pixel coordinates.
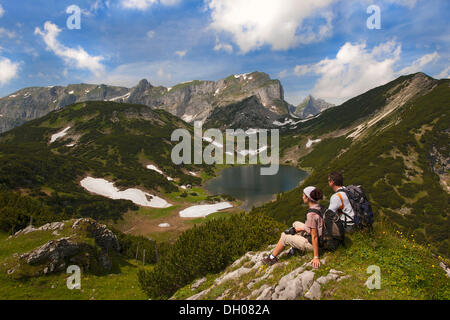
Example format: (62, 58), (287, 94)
(0, 4), (4, 18)
(214, 39), (233, 53)
(0, 56), (20, 86)
(398, 51), (439, 74)
(295, 41), (401, 104)
(175, 50), (187, 58)
(121, 0), (180, 10)
(277, 69), (289, 79)
(147, 30), (155, 38)
(435, 66), (449, 79)
(0, 27), (15, 39)
(205, 0), (336, 53)
(294, 41), (441, 104)
(34, 21), (105, 77)
(87, 59), (229, 89)
(294, 65), (312, 76)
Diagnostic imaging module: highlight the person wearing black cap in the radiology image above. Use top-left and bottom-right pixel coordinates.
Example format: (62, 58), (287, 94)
(263, 186), (324, 269)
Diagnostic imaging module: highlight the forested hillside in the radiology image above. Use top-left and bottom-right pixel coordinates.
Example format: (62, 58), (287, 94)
(0, 101), (208, 233)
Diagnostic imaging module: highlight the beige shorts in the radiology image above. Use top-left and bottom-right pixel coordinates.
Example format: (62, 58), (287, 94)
(280, 222), (313, 252)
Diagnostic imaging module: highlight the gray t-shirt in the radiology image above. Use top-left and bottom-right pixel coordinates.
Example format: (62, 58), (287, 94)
(328, 187), (355, 225)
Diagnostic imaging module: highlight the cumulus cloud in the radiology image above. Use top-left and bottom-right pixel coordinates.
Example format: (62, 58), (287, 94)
(205, 0), (336, 53)
(121, 0), (180, 10)
(0, 4), (4, 18)
(398, 51), (439, 74)
(294, 40), (441, 104)
(294, 41), (401, 104)
(34, 21), (105, 76)
(0, 56), (20, 86)
(147, 30), (155, 38)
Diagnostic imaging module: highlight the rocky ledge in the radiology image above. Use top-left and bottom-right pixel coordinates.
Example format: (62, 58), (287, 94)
(178, 245), (350, 300)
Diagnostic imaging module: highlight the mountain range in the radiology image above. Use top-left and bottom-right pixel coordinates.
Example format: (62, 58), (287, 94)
(0, 71), (291, 133)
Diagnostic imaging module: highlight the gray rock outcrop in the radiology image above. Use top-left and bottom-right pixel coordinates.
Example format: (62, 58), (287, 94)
(6, 218), (121, 277)
(183, 246), (349, 300)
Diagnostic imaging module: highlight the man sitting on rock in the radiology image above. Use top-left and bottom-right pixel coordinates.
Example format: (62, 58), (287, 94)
(263, 186), (324, 269)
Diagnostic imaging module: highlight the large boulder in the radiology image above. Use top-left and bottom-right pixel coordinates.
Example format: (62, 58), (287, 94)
(6, 218), (121, 278)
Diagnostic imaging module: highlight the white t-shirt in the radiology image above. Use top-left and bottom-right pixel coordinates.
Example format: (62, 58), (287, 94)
(328, 187), (355, 225)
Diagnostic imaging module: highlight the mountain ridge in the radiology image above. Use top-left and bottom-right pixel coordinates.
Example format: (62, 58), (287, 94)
(0, 71), (289, 133)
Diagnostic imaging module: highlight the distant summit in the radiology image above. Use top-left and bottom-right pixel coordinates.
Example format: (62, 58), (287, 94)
(293, 95), (334, 119)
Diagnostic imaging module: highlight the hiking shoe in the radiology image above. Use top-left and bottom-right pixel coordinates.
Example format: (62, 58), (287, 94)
(262, 256), (278, 266)
(287, 248), (301, 257)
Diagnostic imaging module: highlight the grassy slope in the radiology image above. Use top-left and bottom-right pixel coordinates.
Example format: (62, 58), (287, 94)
(0, 230), (150, 300)
(173, 221), (450, 300)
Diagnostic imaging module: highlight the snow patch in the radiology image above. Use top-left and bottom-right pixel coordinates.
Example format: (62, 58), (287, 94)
(80, 177), (172, 208)
(238, 146), (268, 156)
(273, 118), (294, 126)
(179, 202), (233, 218)
(50, 126), (71, 143)
(306, 139), (321, 148)
(158, 223), (171, 228)
(147, 164), (175, 182)
(109, 92), (131, 102)
(203, 136), (223, 149)
(147, 165), (164, 175)
(234, 73), (251, 81)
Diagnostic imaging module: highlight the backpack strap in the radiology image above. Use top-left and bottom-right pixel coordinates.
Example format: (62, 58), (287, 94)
(336, 192), (345, 210)
(305, 208), (324, 247)
(306, 208), (324, 218)
(334, 190), (355, 226)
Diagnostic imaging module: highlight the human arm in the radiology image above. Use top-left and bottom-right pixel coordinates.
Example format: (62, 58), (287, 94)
(293, 221), (305, 233)
(310, 228), (320, 269)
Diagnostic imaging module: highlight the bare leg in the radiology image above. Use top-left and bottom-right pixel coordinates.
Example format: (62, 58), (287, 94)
(272, 238), (285, 257)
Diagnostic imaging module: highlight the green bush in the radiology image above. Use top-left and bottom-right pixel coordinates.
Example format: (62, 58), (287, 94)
(138, 212), (285, 299)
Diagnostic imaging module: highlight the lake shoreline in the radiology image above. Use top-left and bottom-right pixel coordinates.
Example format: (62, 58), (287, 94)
(203, 164), (309, 211)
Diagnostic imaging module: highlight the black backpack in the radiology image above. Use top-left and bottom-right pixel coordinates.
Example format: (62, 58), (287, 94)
(337, 186), (374, 229)
(307, 207), (345, 251)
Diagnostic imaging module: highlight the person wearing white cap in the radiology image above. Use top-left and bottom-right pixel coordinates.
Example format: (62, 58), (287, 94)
(263, 186), (324, 269)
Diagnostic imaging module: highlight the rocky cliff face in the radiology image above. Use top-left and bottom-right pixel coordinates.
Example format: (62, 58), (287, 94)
(0, 72), (289, 133)
(293, 95), (334, 119)
(204, 95), (281, 130)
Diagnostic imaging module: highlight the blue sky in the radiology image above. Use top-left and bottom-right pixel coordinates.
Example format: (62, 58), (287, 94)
(0, 0), (448, 104)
